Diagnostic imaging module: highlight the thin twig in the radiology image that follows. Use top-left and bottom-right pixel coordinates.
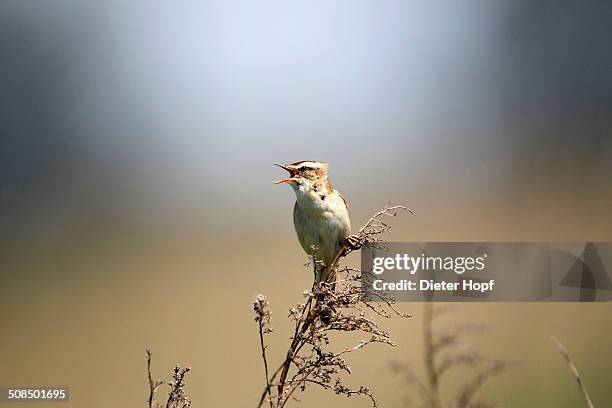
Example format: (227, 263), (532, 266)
(259, 321), (273, 407)
(275, 294), (317, 404)
(165, 365), (191, 408)
(551, 337), (595, 408)
(358, 205), (413, 236)
(146, 349), (191, 408)
(455, 361), (507, 408)
(146, 349), (157, 408)
(423, 303), (442, 408)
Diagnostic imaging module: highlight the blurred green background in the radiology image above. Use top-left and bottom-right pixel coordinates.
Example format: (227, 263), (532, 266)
(1, 1), (611, 407)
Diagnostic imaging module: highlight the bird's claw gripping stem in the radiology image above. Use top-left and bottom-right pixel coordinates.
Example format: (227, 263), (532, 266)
(346, 235), (362, 251)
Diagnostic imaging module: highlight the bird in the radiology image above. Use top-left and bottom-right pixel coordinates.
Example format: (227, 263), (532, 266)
(274, 160), (352, 286)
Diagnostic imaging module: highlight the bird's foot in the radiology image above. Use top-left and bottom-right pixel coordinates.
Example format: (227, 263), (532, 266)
(346, 234), (362, 250)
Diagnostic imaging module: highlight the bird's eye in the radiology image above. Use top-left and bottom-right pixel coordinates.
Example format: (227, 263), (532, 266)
(299, 166), (312, 172)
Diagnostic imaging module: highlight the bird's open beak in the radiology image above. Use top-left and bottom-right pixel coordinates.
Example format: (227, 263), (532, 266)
(273, 163), (296, 184)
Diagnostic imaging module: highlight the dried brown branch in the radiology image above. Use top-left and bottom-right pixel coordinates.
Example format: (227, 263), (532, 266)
(166, 365), (192, 408)
(392, 303), (509, 408)
(455, 360), (508, 408)
(551, 337), (595, 408)
(254, 295), (274, 408)
(147, 349), (164, 408)
(145, 349), (192, 408)
(423, 303), (442, 408)
(255, 204), (412, 407)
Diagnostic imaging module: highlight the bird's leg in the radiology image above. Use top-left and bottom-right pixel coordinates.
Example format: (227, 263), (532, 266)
(310, 245), (320, 285)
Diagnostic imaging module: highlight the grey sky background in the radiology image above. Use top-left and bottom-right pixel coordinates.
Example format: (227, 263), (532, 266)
(1, 0), (610, 240)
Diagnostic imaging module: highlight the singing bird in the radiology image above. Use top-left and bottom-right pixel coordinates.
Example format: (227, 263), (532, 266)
(274, 161), (351, 285)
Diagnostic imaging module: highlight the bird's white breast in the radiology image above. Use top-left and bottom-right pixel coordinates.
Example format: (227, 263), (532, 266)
(292, 185), (351, 265)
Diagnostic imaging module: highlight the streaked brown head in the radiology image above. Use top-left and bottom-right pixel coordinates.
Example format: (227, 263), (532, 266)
(273, 161), (333, 192)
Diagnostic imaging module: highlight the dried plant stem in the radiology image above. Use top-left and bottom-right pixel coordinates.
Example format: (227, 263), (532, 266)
(145, 349), (192, 408)
(551, 337), (595, 408)
(166, 367), (191, 408)
(358, 205), (413, 236)
(423, 303), (442, 408)
(255, 204), (412, 408)
(275, 294), (317, 407)
(147, 349), (159, 408)
(259, 320), (273, 408)
(391, 304), (508, 408)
